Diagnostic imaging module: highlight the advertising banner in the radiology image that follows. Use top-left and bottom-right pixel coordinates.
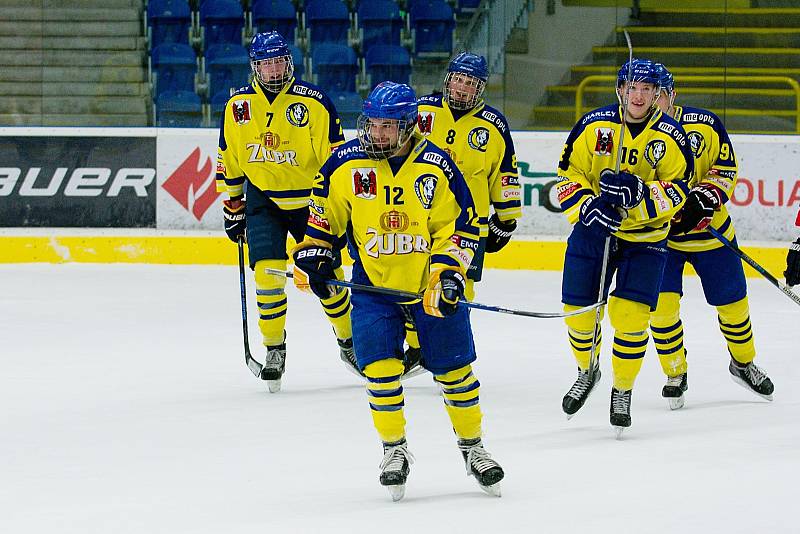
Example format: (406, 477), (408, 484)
(0, 134), (156, 227)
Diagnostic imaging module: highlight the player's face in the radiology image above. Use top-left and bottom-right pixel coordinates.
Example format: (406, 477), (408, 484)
(368, 118), (401, 148)
(447, 73), (480, 107)
(254, 56), (288, 82)
(618, 81), (658, 121)
(655, 88), (675, 116)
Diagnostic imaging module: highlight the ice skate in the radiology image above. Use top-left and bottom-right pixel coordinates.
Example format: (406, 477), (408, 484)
(379, 439), (413, 502)
(458, 438), (504, 497)
(562, 365), (601, 419)
(662, 373), (688, 410)
(337, 338), (364, 378)
(260, 341), (286, 393)
(401, 346), (426, 379)
(729, 359), (774, 401)
(610, 387), (632, 439)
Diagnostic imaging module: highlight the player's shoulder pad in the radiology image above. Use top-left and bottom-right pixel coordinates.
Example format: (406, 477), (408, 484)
(568, 104), (620, 139)
(287, 79), (329, 104)
(650, 111), (688, 149)
(327, 138), (368, 167)
(229, 84), (257, 98)
(413, 138), (459, 182)
(475, 103), (511, 135)
(679, 106), (725, 130)
(418, 93), (444, 107)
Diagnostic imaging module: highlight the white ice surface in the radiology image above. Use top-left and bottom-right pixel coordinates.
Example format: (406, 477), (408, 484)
(1, 265), (797, 533)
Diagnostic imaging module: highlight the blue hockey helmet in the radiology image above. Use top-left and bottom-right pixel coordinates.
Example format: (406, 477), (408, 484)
(444, 52), (488, 110)
(616, 58), (661, 88)
(654, 63), (675, 94)
(357, 81), (418, 159)
(249, 31), (293, 93)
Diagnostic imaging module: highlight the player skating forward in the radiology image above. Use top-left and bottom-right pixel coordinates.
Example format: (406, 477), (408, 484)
(401, 53), (522, 374)
(291, 82), (504, 500)
(649, 63), (774, 409)
(217, 32), (356, 392)
(556, 59), (693, 436)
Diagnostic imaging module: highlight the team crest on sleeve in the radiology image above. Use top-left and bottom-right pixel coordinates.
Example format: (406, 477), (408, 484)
(232, 100), (251, 125)
(687, 131), (706, 158)
(414, 174), (438, 209)
(644, 140), (667, 167)
(417, 112), (435, 135)
(286, 102), (309, 127)
(352, 167), (377, 199)
(594, 128), (614, 155)
(467, 127), (490, 152)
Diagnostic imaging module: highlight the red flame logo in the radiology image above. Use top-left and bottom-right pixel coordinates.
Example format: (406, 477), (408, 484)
(162, 148), (220, 221)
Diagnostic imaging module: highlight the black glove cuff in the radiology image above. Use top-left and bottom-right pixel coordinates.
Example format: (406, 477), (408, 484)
(489, 215), (517, 237)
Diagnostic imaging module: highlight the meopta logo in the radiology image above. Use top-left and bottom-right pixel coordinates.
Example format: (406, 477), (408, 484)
(162, 147), (220, 221)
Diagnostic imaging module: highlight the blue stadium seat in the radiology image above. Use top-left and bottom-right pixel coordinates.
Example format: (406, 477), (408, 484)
(289, 44), (305, 79)
(156, 90), (204, 127)
(410, 0), (454, 57)
(151, 43), (197, 98)
(329, 91), (362, 129)
(311, 43), (357, 92)
(199, 0), (245, 47)
(457, 0), (482, 14)
(305, 0), (351, 48)
(365, 45), (411, 88)
(147, 0), (191, 47)
(251, 0), (298, 45)
(209, 89), (232, 127)
(357, 0), (402, 51)
(205, 43), (251, 98)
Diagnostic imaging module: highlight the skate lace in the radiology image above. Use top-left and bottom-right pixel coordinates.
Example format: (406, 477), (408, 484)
(611, 390), (630, 414)
(264, 347), (285, 368)
(380, 443), (414, 473)
(666, 375), (684, 387)
(566, 369), (592, 400)
(340, 345), (356, 365)
(745, 363), (767, 386)
(462, 443), (498, 474)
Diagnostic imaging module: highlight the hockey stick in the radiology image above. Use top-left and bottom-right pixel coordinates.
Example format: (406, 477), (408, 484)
(707, 226), (800, 307)
(588, 29), (634, 382)
(238, 237), (265, 378)
(266, 268), (605, 319)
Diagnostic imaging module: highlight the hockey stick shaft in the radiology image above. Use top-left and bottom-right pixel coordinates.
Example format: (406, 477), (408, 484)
(266, 268), (605, 319)
(707, 226), (800, 307)
(238, 238), (264, 377)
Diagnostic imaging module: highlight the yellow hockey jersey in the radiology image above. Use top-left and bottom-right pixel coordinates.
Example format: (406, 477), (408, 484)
(666, 105), (738, 252)
(302, 136), (481, 295)
(416, 94), (521, 236)
(557, 104), (694, 243)
(215, 78), (345, 210)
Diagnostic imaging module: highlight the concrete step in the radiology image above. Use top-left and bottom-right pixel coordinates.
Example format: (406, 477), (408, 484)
(567, 65), (800, 85)
(3, 7), (141, 22)
(0, 50), (143, 67)
(0, 96), (149, 115)
(0, 36), (147, 50)
(618, 26), (800, 48)
(0, 20), (141, 37)
(638, 8), (800, 28)
(0, 66), (146, 83)
(0, 113), (150, 127)
(592, 46), (800, 68)
(0, 82), (149, 97)
(0, 0), (142, 6)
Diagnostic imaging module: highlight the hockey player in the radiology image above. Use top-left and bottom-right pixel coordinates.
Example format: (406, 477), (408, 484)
(217, 32), (356, 392)
(402, 52), (521, 375)
(291, 82), (504, 500)
(786, 210), (800, 286)
(649, 63), (774, 409)
(557, 59), (693, 435)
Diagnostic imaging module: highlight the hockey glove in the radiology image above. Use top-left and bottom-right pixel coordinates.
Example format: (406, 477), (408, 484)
(579, 195), (623, 236)
(599, 170), (645, 209)
(670, 184), (722, 235)
(786, 237), (800, 287)
(486, 213), (517, 253)
(292, 242), (336, 299)
(423, 268), (466, 318)
(222, 197), (246, 243)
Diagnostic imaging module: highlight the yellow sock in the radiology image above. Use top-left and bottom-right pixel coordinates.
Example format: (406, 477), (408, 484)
(651, 292), (687, 377)
(254, 259), (289, 346)
(564, 305), (604, 370)
(364, 359), (406, 443)
(717, 297), (757, 364)
(435, 365), (482, 440)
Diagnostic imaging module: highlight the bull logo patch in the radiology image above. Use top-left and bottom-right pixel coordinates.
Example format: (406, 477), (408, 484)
(417, 112), (435, 135)
(286, 102), (309, 127)
(687, 131), (706, 158)
(644, 140), (667, 167)
(232, 100), (251, 125)
(467, 127), (489, 152)
(352, 167), (377, 199)
(594, 127), (614, 156)
(414, 174), (438, 209)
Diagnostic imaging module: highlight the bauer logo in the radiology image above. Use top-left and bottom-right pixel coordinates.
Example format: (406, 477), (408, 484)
(0, 136), (156, 227)
(161, 147), (220, 222)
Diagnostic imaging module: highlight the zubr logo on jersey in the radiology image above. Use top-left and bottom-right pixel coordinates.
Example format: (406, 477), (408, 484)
(162, 147), (220, 221)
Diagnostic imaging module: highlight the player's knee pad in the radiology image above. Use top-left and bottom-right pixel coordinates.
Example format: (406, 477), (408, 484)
(651, 292), (681, 328)
(716, 296), (750, 325)
(364, 359), (406, 443)
(434, 365), (482, 440)
(564, 304), (604, 332)
(608, 296), (650, 334)
(254, 259), (289, 345)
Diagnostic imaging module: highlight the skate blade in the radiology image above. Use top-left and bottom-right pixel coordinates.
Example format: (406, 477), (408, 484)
(613, 426), (626, 440)
(730, 375), (774, 401)
(401, 365), (426, 380)
(266, 379), (281, 393)
(342, 363), (366, 380)
(479, 483), (502, 497)
(667, 395), (685, 410)
(387, 484), (405, 502)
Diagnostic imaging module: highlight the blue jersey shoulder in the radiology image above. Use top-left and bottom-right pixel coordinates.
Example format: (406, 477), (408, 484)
(413, 138), (462, 183)
(230, 84), (257, 98)
(288, 79), (331, 105)
(678, 105), (728, 137)
(418, 93), (444, 107)
(475, 103), (511, 135)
